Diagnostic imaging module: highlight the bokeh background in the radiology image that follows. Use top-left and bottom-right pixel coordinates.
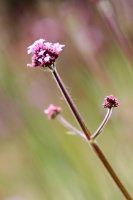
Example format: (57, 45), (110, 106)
(1, 0), (133, 199)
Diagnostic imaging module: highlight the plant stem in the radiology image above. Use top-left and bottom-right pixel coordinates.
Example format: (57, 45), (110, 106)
(91, 141), (132, 200)
(91, 108), (112, 140)
(57, 108), (112, 140)
(57, 116), (131, 199)
(52, 68), (91, 141)
(57, 115), (86, 140)
(51, 67), (132, 200)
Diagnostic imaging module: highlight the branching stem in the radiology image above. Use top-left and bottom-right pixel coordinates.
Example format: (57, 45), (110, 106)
(51, 67), (132, 200)
(91, 108), (112, 140)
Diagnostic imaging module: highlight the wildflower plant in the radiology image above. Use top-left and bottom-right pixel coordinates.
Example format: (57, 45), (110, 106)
(27, 39), (132, 200)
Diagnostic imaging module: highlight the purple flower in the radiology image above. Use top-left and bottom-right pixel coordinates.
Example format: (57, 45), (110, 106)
(44, 104), (62, 119)
(103, 95), (120, 108)
(27, 39), (65, 68)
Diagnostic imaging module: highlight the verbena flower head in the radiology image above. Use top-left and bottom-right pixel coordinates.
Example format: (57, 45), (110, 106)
(27, 39), (65, 68)
(44, 104), (62, 119)
(103, 95), (120, 108)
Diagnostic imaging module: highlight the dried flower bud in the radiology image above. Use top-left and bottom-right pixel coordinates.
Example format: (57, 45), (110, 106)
(44, 104), (62, 119)
(103, 95), (120, 108)
(27, 39), (65, 68)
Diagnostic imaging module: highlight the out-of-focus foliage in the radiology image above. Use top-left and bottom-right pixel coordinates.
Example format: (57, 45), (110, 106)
(1, 0), (133, 199)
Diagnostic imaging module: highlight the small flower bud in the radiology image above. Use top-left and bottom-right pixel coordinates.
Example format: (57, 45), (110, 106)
(27, 39), (65, 68)
(44, 104), (62, 119)
(103, 95), (120, 108)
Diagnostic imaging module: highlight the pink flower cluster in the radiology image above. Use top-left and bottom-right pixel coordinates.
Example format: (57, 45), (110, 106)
(27, 39), (65, 68)
(103, 95), (120, 108)
(44, 104), (62, 119)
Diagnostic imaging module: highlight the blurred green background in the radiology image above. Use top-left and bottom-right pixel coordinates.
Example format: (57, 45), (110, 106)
(1, 0), (133, 199)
